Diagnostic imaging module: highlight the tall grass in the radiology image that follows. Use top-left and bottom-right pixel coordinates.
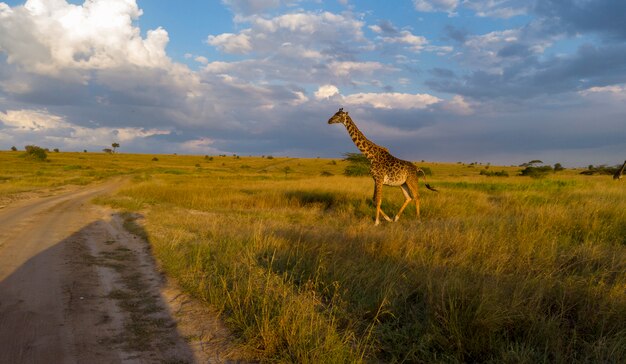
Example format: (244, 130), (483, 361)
(96, 158), (626, 363)
(3, 151), (623, 362)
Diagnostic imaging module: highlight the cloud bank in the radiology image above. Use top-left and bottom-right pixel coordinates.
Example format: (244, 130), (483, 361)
(0, 0), (624, 166)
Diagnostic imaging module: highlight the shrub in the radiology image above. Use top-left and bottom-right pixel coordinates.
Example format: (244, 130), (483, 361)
(480, 169), (509, 177)
(53, 148), (59, 153)
(520, 165), (553, 178)
(554, 163), (564, 172)
(320, 171), (333, 177)
(10, 146), (17, 151)
(343, 152), (370, 177)
(580, 164), (618, 176)
(151, 157), (159, 161)
(23, 145), (47, 161)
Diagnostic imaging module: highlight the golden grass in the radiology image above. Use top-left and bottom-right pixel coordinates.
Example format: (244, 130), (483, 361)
(2, 151), (625, 363)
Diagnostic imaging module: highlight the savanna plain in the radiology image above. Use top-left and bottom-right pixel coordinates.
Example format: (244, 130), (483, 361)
(1, 150), (624, 363)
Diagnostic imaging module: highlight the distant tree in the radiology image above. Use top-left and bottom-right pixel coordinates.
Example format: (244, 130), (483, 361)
(343, 152), (370, 177)
(111, 142), (120, 153)
(520, 164), (553, 178)
(580, 164), (618, 176)
(103, 148), (113, 154)
(53, 148), (59, 153)
(83, 149), (87, 153)
(554, 163), (564, 172)
(480, 169), (509, 177)
(11, 146), (17, 151)
(23, 145), (47, 161)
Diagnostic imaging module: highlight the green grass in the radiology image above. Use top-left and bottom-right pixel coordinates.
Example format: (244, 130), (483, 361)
(2, 151), (625, 363)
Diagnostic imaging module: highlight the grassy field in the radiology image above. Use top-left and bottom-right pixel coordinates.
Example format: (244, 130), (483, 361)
(2, 151), (625, 363)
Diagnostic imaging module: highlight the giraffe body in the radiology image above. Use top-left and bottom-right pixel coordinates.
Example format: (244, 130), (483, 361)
(614, 160), (626, 181)
(328, 108), (437, 225)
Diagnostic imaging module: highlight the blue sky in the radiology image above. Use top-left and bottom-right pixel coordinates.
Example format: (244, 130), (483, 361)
(0, 0), (625, 166)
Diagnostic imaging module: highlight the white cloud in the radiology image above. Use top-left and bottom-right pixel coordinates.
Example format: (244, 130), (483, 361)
(413, 0), (526, 18)
(381, 30), (429, 52)
(579, 84), (626, 101)
(329, 61), (390, 77)
(0, 108), (170, 149)
(465, 0), (527, 19)
(207, 33), (253, 54)
(180, 137), (221, 154)
(413, 0), (459, 15)
(194, 56), (209, 65)
(0, 0), (171, 76)
(208, 11), (366, 57)
(314, 84), (339, 100)
(441, 95), (474, 115)
(343, 92), (441, 109)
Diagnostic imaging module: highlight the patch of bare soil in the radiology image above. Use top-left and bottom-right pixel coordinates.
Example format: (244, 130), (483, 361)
(0, 180), (246, 363)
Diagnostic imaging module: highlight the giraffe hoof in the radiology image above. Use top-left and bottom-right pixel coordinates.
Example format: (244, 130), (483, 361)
(393, 216), (400, 222)
(374, 220), (380, 226)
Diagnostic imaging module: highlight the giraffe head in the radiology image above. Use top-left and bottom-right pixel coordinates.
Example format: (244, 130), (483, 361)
(328, 108), (349, 125)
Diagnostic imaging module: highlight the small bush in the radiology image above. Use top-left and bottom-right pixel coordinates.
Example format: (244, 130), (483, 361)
(520, 165), (553, 178)
(151, 157), (159, 161)
(480, 169), (509, 177)
(343, 152), (370, 177)
(267, 155), (274, 159)
(320, 171), (333, 177)
(10, 146), (17, 151)
(23, 145), (47, 161)
(53, 148), (59, 153)
(580, 164), (618, 176)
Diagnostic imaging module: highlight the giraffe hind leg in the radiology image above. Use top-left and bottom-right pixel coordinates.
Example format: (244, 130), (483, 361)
(407, 176), (420, 220)
(394, 184), (412, 222)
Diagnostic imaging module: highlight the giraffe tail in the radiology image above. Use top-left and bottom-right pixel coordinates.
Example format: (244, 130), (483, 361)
(416, 168), (439, 192)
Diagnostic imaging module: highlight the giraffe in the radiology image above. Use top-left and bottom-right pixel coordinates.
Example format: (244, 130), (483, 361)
(614, 160), (626, 181)
(328, 108), (437, 225)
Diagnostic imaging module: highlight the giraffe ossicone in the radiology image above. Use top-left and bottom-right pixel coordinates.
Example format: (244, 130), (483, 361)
(328, 108), (438, 225)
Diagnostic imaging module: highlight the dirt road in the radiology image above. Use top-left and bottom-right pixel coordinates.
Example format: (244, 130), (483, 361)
(0, 180), (237, 363)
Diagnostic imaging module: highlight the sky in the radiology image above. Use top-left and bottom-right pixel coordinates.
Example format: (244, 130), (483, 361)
(0, 0), (625, 167)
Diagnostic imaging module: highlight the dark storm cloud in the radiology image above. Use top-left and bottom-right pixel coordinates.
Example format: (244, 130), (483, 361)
(428, 42), (626, 100)
(533, 0), (626, 40)
(443, 25), (468, 43)
(429, 67), (456, 78)
(376, 20), (400, 35)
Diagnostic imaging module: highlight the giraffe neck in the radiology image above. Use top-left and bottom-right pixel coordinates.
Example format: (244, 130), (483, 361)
(619, 161), (626, 175)
(343, 115), (383, 161)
